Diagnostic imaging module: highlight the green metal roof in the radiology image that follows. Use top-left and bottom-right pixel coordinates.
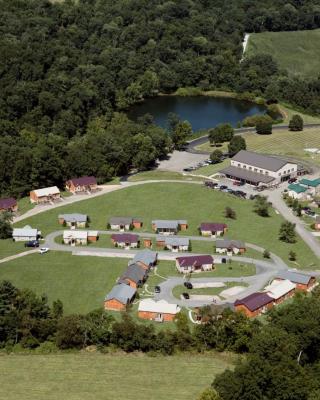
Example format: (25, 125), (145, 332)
(299, 178), (320, 187)
(288, 184), (307, 193)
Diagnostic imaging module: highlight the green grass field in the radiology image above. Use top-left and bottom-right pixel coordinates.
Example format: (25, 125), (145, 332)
(246, 29), (320, 78)
(0, 239), (30, 260)
(128, 170), (203, 182)
(14, 183), (319, 267)
(196, 127), (320, 166)
(0, 252), (128, 314)
(0, 353), (233, 400)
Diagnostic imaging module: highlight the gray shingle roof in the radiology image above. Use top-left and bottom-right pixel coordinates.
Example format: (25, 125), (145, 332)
(120, 264), (147, 283)
(109, 217), (133, 225)
(59, 213), (87, 223)
(276, 270), (314, 285)
(232, 150), (289, 172)
(105, 284), (136, 303)
(220, 165), (275, 184)
(129, 249), (157, 267)
(152, 220), (187, 229)
(216, 239), (245, 249)
(157, 236), (189, 246)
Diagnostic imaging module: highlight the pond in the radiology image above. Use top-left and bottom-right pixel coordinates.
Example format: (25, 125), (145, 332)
(128, 95), (266, 131)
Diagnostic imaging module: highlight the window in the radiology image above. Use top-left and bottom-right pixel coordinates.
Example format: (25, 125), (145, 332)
(249, 166), (252, 170)
(259, 170), (263, 173)
(238, 163), (241, 167)
(243, 165), (246, 169)
(254, 168), (257, 172)
(265, 172), (269, 176)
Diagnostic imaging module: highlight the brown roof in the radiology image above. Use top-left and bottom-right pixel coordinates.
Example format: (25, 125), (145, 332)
(111, 233), (140, 243)
(234, 292), (273, 312)
(0, 198), (17, 210)
(68, 176), (97, 186)
(200, 223), (227, 232)
(220, 165), (275, 184)
(176, 255), (213, 267)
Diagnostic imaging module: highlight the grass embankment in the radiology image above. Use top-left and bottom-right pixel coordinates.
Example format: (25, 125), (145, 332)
(0, 353), (233, 400)
(246, 29), (320, 78)
(172, 282), (248, 300)
(127, 170), (203, 182)
(14, 183), (319, 267)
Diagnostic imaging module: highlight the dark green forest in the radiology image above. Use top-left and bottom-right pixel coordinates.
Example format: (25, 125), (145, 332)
(1, 0), (320, 196)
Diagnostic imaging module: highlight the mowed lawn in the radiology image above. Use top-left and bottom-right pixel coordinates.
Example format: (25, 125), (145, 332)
(0, 353), (233, 400)
(246, 29), (320, 78)
(0, 252), (128, 314)
(242, 127), (320, 166)
(14, 183), (319, 267)
(0, 239), (30, 259)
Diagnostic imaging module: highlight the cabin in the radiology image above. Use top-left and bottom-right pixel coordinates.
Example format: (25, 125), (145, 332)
(275, 270), (317, 292)
(152, 220), (187, 235)
(215, 239), (246, 255)
(156, 236), (190, 252)
(109, 217), (142, 231)
(63, 230), (99, 245)
(58, 213), (88, 228)
(118, 263), (148, 288)
(12, 225), (40, 242)
(138, 299), (181, 322)
(0, 198), (18, 213)
(65, 176), (98, 194)
(111, 233), (140, 249)
(287, 184), (309, 200)
(234, 292), (274, 318)
(104, 284), (136, 311)
(128, 249), (158, 270)
(176, 255), (214, 273)
(264, 279), (296, 305)
(30, 186), (60, 204)
(200, 223), (227, 237)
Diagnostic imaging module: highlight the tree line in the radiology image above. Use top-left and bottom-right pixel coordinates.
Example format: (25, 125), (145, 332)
(1, 0), (320, 197)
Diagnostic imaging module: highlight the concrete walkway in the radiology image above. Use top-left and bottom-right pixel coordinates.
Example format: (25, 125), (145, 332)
(0, 249), (38, 264)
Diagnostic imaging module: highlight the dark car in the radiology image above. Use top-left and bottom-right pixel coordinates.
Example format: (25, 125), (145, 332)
(182, 292), (190, 299)
(154, 286), (161, 294)
(24, 240), (39, 248)
(221, 258), (227, 264)
(288, 178), (297, 183)
(184, 282), (193, 289)
(183, 168), (192, 172)
(219, 185), (228, 191)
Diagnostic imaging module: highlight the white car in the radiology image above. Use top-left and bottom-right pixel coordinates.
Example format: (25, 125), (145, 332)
(39, 247), (49, 254)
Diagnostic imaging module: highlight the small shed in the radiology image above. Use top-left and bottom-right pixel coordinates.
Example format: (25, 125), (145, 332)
(287, 184), (308, 200)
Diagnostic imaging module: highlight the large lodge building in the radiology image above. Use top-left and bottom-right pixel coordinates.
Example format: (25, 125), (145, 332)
(220, 150), (298, 187)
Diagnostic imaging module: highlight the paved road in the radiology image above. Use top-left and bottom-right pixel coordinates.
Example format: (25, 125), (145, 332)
(187, 124), (320, 155)
(268, 188), (320, 260)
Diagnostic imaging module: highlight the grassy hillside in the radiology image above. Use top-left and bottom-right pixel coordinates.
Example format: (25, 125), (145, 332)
(14, 183), (319, 268)
(0, 353), (233, 400)
(246, 29), (320, 78)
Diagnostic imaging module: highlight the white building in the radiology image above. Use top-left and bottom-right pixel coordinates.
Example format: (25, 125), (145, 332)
(264, 279), (296, 304)
(63, 230), (99, 245)
(220, 150), (298, 186)
(12, 225), (39, 241)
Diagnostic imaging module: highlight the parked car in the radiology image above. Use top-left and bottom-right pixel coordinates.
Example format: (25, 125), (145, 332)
(288, 178), (297, 183)
(184, 282), (193, 289)
(233, 181), (241, 186)
(24, 240), (39, 248)
(182, 292), (190, 299)
(154, 286), (161, 294)
(183, 168), (192, 172)
(219, 185), (228, 191)
(221, 258), (227, 264)
(39, 247), (49, 254)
